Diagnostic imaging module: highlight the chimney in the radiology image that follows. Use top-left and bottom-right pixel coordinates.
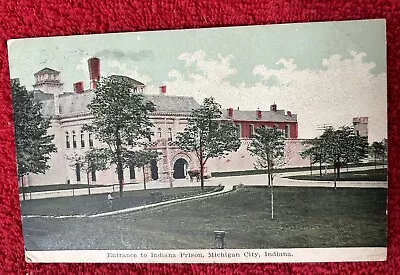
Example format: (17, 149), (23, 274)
(256, 109), (262, 120)
(270, 103), (277, 112)
(228, 107), (233, 118)
(159, 85), (167, 95)
(88, 57), (100, 89)
(287, 111), (292, 117)
(73, 82), (84, 94)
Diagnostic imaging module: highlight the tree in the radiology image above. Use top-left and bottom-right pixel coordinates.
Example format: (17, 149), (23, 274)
(123, 149), (161, 190)
(300, 138), (327, 177)
(176, 97), (241, 190)
(248, 127), (285, 220)
(84, 76), (156, 197)
(65, 148), (110, 194)
(319, 126), (368, 188)
(382, 138), (388, 168)
(369, 141), (385, 169)
(12, 79), (57, 200)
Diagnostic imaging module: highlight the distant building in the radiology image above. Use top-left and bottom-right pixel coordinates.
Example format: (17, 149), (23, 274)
(353, 117), (368, 140)
(20, 57), (307, 187)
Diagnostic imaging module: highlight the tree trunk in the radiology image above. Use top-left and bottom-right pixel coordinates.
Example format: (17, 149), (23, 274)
(271, 177), (274, 220)
(86, 172), (91, 195)
(333, 162), (337, 189)
(199, 140), (205, 190)
(142, 166), (147, 190)
(116, 138), (124, 198)
(21, 176), (26, 201)
(319, 159), (322, 177)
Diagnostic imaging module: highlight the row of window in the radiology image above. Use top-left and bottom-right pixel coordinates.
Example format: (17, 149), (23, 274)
(66, 131), (93, 149)
(153, 128), (173, 141)
(74, 163), (136, 182)
(236, 124), (291, 138)
(66, 128), (175, 149)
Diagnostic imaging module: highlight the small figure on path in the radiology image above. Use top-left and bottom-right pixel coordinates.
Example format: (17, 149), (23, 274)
(107, 193), (113, 210)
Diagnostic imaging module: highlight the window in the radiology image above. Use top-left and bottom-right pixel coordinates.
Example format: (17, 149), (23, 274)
(91, 164), (96, 182)
(157, 128), (162, 138)
(80, 131), (85, 148)
(76, 163), (81, 182)
(285, 125), (290, 138)
(249, 124), (254, 138)
(65, 132), (70, 148)
(236, 124), (242, 138)
(148, 132), (154, 142)
(168, 128), (173, 141)
(129, 165), (136, 180)
(89, 133), (94, 148)
(72, 131), (77, 148)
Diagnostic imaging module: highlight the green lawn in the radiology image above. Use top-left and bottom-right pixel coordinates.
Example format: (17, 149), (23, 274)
(285, 168), (387, 181)
(21, 186), (221, 216)
(23, 186), (387, 250)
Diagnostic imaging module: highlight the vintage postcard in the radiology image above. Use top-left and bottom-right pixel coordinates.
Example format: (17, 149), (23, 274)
(8, 19), (387, 263)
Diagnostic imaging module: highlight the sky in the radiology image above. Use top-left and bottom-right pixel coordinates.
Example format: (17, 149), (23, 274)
(7, 19), (387, 141)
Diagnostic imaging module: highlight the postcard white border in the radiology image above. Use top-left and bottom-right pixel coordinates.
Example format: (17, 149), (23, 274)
(26, 247), (386, 263)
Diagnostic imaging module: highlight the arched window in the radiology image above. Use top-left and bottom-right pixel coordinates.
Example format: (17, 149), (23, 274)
(157, 128), (162, 138)
(168, 128), (173, 141)
(91, 163), (96, 182)
(65, 132), (70, 148)
(76, 163), (81, 182)
(129, 165), (136, 180)
(89, 133), (94, 148)
(72, 131), (77, 148)
(80, 131), (85, 148)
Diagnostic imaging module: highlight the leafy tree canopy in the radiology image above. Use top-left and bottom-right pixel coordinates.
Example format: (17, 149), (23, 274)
(176, 97), (241, 189)
(176, 97), (241, 164)
(248, 126), (285, 170)
(83, 76), (156, 197)
(84, 76), (156, 149)
(12, 79), (57, 178)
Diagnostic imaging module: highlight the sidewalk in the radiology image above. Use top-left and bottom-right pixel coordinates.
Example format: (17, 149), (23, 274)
(22, 184), (235, 219)
(20, 165), (386, 201)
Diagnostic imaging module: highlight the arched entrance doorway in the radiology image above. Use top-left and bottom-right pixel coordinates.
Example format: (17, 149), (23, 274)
(173, 158), (188, 179)
(150, 159), (159, 180)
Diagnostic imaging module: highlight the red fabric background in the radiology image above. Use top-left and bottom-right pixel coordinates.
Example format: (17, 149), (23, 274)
(0, 0), (399, 274)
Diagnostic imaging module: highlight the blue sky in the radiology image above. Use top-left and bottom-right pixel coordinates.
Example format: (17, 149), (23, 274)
(8, 19), (387, 141)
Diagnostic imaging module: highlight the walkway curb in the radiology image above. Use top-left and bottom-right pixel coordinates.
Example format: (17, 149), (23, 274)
(23, 185), (234, 219)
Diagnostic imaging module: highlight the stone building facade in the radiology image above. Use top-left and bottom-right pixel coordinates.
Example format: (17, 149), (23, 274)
(21, 57), (307, 187)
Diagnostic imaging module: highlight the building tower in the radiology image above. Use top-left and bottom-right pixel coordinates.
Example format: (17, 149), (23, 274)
(33, 68), (64, 115)
(33, 68), (64, 94)
(353, 117), (368, 139)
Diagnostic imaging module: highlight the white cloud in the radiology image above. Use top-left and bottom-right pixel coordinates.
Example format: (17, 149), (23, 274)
(163, 50), (387, 142)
